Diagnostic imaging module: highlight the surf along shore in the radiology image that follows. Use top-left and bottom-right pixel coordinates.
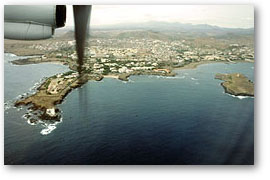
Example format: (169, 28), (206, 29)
(12, 56), (177, 120)
(12, 55), (253, 121)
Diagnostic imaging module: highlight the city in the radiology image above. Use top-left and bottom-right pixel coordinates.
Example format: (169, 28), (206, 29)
(5, 29), (254, 78)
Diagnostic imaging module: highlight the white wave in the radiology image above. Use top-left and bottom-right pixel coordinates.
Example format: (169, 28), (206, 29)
(95, 80), (104, 83)
(178, 76), (185, 79)
(151, 75), (181, 80)
(22, 114), (29, 120)
(29, 87), (35, 91)
(40, 124), (57, 135)
(226, 93), (254, 99)
(16, 95), (22, 99)
(4, 101), (13, 111)
(4, 105), (10, 111)
(191, 77), (198, 81)
(164, 76), (179, 79)
(40, 117), (63, 135)
(27, 119), (39, 126)
(126, 79), (135, 83)
(5, 53), (17, 57)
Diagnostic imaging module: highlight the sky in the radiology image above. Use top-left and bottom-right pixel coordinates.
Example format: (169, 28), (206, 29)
(67, 5), (254, 29)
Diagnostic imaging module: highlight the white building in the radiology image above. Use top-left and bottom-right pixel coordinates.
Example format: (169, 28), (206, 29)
(118, 66), (128, 73)
(46, 108), (56, 117)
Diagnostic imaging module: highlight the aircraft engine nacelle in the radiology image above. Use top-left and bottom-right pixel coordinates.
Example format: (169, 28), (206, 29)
(4, 5), (66, 40)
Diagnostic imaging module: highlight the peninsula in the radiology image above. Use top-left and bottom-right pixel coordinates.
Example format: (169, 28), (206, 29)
(14, 68), (176, 120)
(215, 73), (254, 97)
(7, 28), (254, 120)
(14, 71), (101, 119)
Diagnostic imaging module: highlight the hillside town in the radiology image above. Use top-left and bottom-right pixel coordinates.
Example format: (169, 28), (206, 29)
(6, 30), (254, 77)
(7, 29), (254, 119)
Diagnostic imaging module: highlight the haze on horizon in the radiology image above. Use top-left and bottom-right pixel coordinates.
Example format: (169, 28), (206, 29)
(66, 5), (254, 29)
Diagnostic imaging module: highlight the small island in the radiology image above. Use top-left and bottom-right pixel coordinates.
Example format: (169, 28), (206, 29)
(215, 73), (254, 97)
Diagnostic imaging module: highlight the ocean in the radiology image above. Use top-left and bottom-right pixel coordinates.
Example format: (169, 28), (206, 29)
(4, 53), (254, 165)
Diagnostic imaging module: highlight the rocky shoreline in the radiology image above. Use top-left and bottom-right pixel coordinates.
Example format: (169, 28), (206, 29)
(215, 73), (254, 97)
(12, 55), (253, 121)
(11, 57), (64, 65)
(13, 60), (176, 120)
(15, 72), (103, 120)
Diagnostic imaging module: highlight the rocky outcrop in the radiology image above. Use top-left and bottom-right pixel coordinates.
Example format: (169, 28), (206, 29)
(118, 73), (130, 81)
(15, 73), (94, 120)
(215, 73), (254, 97)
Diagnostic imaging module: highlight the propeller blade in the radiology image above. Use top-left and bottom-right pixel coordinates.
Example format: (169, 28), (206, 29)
(73, 5), (92, 74)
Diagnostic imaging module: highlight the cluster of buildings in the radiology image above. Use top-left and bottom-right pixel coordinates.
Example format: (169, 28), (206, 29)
(29, 40), (75, 52)
(28, 35), (254, 75)
(84, 38), (253, 74)
(46, 72), (78, 94)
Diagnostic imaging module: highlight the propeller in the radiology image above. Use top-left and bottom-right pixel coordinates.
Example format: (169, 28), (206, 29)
(73, 5), (92, 75)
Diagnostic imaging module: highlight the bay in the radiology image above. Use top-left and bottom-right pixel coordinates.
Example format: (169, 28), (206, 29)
(4, 53), (254, 165)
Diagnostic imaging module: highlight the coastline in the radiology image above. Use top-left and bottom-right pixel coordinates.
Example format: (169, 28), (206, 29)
(103, 75), (119, 79)
(215, 73), (254, 97)
(10, 53), (254, 122)
(174, 60), (220, 70)
(8, 52), (254, 73)
(173, 60), (253, 71)
(11, 57), (66, 66)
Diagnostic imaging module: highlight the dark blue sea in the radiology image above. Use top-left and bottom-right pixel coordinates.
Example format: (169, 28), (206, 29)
(4, 53), (254, 165)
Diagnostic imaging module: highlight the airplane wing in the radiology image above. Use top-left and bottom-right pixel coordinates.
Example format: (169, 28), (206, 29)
(4, 5), (66, 40)
(4, 5), (92, 73)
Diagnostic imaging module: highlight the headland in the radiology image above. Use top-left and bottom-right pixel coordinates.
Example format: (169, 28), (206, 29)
(215, 73), (254, 97)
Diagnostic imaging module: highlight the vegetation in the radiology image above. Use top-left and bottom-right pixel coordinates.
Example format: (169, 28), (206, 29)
(44, 79), (51, 89)
(102, 65), (111, 75)
(215, 73), (254, 96)
(62, 71), (75, 77)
